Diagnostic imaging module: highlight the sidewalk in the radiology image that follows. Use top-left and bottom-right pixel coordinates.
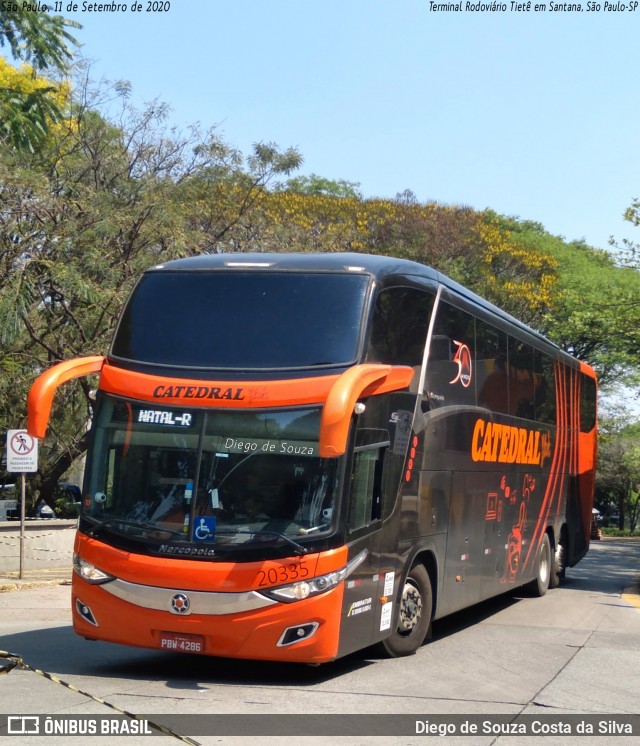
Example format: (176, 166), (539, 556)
(0, 567), (72, 593)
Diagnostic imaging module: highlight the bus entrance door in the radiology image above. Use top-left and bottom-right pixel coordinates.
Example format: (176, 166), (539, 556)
(338, 530), (383, 658)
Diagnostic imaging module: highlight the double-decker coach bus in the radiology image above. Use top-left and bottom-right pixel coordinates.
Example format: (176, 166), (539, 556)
(27, 253), (597, 663)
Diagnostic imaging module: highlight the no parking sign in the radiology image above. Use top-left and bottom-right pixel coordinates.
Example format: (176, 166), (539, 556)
(6, 429), (38, 473)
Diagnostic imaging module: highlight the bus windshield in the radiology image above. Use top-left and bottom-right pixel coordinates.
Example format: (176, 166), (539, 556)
(82, 397), (340, 554)
(111, 271), (370, 370)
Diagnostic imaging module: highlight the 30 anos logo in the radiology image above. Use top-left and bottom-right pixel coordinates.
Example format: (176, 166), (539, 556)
(449, 340), (472, 388)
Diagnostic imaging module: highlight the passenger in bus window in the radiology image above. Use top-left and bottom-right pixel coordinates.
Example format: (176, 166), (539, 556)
(479, 355), (509, 413)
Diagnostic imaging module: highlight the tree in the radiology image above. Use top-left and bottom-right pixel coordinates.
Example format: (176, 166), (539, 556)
(1, 9), (79, 72)
(461, 211), (558, 325)
(611, 195), (640, 268)
(596, 407), (640, 533)
(283, 173), (362, 199)
(498, 216), (640, 387)
(0, 56), (71, 152)
(0, 71), (301, 513)
(235, 190), (560, 325)
(0, 8), (79, 151)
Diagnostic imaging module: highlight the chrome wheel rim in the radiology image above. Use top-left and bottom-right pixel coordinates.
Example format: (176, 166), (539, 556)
(398, 579), (422, 635)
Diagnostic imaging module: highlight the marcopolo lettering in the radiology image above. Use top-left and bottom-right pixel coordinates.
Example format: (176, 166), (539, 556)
(471, 418), (549, 466)
(152, 385), (245, 401)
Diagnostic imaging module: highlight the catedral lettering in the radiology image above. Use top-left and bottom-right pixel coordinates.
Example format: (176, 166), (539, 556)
(26, 253), (597, 665)
(153, 384), (245, 400)
(471, 419), (551, 466)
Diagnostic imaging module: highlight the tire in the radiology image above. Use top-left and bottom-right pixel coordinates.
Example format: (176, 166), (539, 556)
(549, 536), (566, 589)
(525, 533), (552, 597)
(382, 564), (432, 657)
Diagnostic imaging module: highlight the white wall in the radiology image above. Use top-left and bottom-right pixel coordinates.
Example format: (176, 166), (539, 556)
(0, 520), (75, 575)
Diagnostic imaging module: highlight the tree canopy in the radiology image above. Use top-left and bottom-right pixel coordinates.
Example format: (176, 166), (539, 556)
(0, 8), (79, 72)
(596, 405), (640, 533)
(0, 7), (79, 151)
(498, 216), (640, 387)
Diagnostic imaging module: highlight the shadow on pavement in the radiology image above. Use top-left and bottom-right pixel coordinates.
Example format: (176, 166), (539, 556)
(1, 539), (637, 690)
(1, 624), (371, 689)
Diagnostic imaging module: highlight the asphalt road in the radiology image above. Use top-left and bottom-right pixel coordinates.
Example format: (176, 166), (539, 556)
(0, 538), (638, 745)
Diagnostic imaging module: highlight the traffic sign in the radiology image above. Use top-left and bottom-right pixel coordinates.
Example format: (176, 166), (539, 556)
(6, 430), (38, 473)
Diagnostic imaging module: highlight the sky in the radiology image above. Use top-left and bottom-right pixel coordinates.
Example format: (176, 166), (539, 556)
(48, 1), (640, 252)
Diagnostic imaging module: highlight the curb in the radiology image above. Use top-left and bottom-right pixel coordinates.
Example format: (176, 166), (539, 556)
(622, 582), (640, 608)
(0, 578), (71, 593)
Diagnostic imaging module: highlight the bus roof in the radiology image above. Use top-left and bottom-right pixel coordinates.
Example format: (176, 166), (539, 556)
(145, 252), (587, 371)
(150, 252), (435, 278)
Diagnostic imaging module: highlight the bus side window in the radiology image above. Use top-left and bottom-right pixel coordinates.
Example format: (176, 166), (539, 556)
(535, 351), (556, 425)
(477, 321), (509, 414)
(426, 302), (476, 407)
(366, 286), (434, 367)
(508, 338), (535, 419)
(347, 448), (385, 534)
(580, 373), (597, 432)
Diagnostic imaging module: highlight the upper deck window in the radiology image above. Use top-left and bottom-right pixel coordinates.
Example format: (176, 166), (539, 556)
(111, 271), (370, 370)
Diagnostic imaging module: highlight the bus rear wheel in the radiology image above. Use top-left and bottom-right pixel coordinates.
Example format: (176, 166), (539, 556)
(382, 564), (432, 657)
(525, 533), (551, 597)
(549, 536), (566, 589)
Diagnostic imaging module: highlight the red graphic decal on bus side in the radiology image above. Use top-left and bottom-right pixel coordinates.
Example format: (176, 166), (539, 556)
(449, 340), (472, 388)
(521, 363), (579, 576)
(501, 474), (536, 583)
(483, 474), (536, 585)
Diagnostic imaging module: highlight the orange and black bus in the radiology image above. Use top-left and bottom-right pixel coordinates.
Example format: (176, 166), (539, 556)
(27, 253), (597, 663)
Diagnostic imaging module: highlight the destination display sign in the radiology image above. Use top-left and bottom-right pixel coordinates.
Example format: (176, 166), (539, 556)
(137, 409), (193, 427)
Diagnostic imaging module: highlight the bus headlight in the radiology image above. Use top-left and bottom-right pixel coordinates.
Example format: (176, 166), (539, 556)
(263, 566), (348, 603)
(73, 554), (115, 585)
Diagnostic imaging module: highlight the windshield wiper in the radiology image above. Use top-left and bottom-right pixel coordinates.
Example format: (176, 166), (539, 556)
(85, 518), (184, 539)
(85, 520), (308, 554)
(214, 528), (308, 555)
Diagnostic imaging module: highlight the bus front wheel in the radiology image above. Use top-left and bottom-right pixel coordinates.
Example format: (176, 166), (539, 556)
(382, 564), (432, 657)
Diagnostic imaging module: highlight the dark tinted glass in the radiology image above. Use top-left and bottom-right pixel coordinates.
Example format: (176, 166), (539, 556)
(508, 338), (535, 419)
(534, 351), (556, 425)
(366, 287), (435, 366)
(112, 271), (369, 369)
(426, 302), (476, 408)
(580, 373), (597, 432)
(477, 320), (509, 415)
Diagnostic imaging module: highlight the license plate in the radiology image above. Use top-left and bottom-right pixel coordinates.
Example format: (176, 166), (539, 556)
(158, 631), (205, 654)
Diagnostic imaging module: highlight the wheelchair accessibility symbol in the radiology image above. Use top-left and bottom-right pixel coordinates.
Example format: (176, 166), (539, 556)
(194, 516), (216, 542)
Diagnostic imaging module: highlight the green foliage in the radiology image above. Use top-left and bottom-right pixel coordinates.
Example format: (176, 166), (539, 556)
(601, 528), (638, 537)
(283, 173), (362, 199)
(596, 407), (640, 533)
(0, 84), (63, 152)
(0, 8), (80, 72)
(0, 9), (79, 151)
(496, 216), (640, 386)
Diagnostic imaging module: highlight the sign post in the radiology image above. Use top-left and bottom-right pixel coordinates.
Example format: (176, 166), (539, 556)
(6, 430), (38, 579)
